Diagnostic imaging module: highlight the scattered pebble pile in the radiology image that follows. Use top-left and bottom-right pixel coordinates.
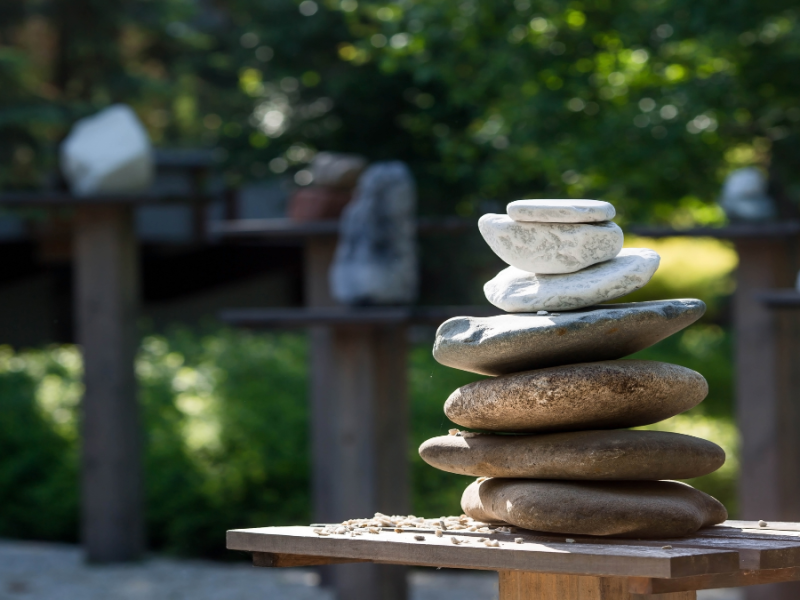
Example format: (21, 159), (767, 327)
(419, 199), (728, 539)
(312, 513), (518, 548)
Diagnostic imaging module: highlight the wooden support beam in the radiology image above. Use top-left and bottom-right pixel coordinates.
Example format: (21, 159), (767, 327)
(498, 572), (695, 600)
(733, 237), (800, 600)
(304, 237), (409, 600)
(74, 206), (143, 563)
(252, 552), (368, 568)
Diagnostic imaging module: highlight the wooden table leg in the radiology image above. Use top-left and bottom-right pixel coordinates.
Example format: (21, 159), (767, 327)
(498, 572), (696, 600)
(74, 206), (143, 563)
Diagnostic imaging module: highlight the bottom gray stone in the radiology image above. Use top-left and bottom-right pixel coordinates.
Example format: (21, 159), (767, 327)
(461, 478), (727, 538)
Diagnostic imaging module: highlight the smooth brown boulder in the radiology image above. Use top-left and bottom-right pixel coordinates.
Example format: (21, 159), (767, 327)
(445, 360), (707, 432)
(433, 299), (705, 376)
(461, 478), (727, 538)
(419, 430), (725, 480)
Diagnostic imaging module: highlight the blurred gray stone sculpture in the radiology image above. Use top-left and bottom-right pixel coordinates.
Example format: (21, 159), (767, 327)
(61, 104), (154, 196)
(310, 152), (367, 188)
(719, 167), (776, 222)
(330, 161), (418, 305)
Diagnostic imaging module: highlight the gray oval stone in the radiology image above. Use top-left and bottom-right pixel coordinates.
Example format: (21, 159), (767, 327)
(445, 360), (707, 432)
(433, 299), (705, 376)
(461, 478), (727, 538)
(484, 248), (661, 313)
(478, 214), (623, 274)
(507, 199), (615, 223)
(419, 430), (725, 479)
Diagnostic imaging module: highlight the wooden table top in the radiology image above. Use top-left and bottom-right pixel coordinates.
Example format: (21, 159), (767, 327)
(227, 520), (800, 594)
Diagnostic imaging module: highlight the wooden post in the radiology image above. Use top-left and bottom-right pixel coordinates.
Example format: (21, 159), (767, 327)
(74, 206), (143, 563)
(498, 572), (695, 600)
(733, 237), (800, 600)
(305, 237), (409, 600)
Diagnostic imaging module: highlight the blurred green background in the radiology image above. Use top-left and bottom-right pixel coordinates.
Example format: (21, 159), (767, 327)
(1, 0), (795, 558)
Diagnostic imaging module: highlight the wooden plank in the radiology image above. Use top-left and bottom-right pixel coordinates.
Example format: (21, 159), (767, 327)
(715, 521), (800, 532)
(252, 552), (367, 568)
(219, 305), (501, 327)
(628, 567), (800, 594)
(226, 527), (739, 579)
(210, 216), (476, 239)
(453, 528), (800, 571)
(74, 206), (143, 563)
(629, 222), (800, 239)
(498, 571), (695, 600)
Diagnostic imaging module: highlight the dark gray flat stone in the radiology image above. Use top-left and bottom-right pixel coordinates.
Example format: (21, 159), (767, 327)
(462, 478), (728, 538)
(420, 430), (725, 479)
(432, 299), (705, 376)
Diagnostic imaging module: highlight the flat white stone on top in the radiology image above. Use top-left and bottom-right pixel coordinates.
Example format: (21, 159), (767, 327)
(478, 214), (623, 274)
(484, 248), (660, 312)
(507, 199), (616, 223)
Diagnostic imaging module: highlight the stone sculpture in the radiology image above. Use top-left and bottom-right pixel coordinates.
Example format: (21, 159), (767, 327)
(421, 198), (728, 538)
(718, 167), (776, 222)
(60, 104), (154, 196)
(329, 161), (418, 305)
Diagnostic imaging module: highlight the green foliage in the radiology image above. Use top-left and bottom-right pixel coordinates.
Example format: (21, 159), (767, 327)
(337, 0), (800, 222)
(5, 0), (800, 223)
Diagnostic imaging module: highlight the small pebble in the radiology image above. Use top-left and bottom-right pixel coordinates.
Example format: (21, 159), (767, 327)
(394, 528), (403, 534)
(759, 520), (768, 527)
(515, 538), (524, 544)
(448, 429), (459, 436)
(662, 545), (673, 550)
(414, 535), (425, 541)
(450, 537), (461, 545)
(335, 527), (346, 534)
(368, 527), (380, 534)
(476, 538), (486, 543)
(435, 529), (443, 538)
(565, 539), (575, 544)
(485, 539), (500, 548)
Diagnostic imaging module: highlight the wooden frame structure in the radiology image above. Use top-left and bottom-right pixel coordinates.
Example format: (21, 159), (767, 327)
(228, 520), (800, 600)
(0, 191), (209, 563)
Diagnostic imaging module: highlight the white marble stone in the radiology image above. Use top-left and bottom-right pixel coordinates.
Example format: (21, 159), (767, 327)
(60, 104), (154, 197)
(478, 214), (623, 274)
(484, 248), (660, 312)
(507, 199), (615, 223)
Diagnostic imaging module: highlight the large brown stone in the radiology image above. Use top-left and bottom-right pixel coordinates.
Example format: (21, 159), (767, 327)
(433, 299), (705, 376)
(419, 430), (725, 480)
(461, 478), (727, 538)
(444, 360), (707, 432)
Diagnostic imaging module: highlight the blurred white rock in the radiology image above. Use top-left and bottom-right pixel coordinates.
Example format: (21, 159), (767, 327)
(719, 167), (776, 222)
(310, 152), (367, 188)
(329, 161), (417, 305)
(60, 104), (154, 196)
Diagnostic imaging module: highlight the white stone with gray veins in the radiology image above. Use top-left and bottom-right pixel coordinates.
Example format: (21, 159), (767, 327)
(478, 214), (623, 274)
(433, 299), (706, 376)
(507, 199), (616, 223)
(484, 248), (661, 312)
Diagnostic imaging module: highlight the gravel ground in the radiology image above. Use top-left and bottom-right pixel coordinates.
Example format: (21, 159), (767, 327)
(0, 539), (741, 600)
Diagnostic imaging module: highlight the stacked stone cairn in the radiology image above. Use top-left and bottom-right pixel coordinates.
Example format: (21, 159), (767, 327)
(420, 199), (728, 539)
